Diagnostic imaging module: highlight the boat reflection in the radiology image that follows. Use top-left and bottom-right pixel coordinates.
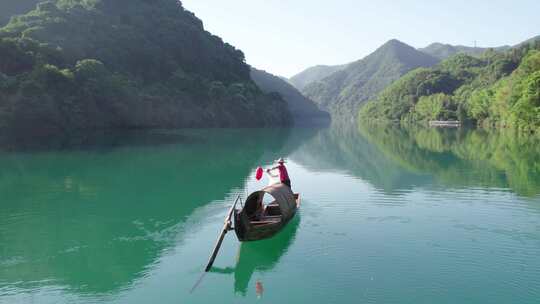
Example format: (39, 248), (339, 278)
(211, 215), (300, 296)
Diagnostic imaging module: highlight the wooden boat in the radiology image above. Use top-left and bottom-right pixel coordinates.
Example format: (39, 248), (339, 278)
(429, 120), (462, 127)
(204, 183), (300, 272)
(234, 183), (300, 242)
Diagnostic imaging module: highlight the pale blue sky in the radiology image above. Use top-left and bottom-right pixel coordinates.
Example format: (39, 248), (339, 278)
(182, 0), (540, 78)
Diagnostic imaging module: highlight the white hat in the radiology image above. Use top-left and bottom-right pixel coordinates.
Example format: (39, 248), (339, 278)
(276, 158), (286, 164)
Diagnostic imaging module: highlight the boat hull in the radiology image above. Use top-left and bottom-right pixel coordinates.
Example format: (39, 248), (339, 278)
(234, 193), (300, 242)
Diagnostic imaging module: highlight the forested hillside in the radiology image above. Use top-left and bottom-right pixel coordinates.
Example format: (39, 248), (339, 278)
(0, 0), (291, 136)
(289, 64), (347, 91)
(303, 39), (439, 116)
(420, 43), (511, 60)
(360, 40), (540, 132)
(250, 68), (330, 125)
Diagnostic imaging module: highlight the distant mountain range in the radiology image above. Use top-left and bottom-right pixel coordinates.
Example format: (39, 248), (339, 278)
(289, 40), (533, 93)
(359, 39), (540, 131)
(301, 39), (439, 116)
(419, 43), (511, 60)
(2, 1), (537, 130)
(250, 68), (330, 125)
(288, 36), (540, 118)
(289, 64), (347, 91)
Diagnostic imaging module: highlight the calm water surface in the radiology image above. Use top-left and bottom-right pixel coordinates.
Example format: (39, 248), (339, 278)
(1, 125), (540, 303)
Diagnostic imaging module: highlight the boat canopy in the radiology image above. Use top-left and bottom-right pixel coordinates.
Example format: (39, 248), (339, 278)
(242, 183), (296, 220)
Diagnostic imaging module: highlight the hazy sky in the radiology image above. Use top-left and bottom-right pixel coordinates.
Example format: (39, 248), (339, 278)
(182, 0), (540, 78)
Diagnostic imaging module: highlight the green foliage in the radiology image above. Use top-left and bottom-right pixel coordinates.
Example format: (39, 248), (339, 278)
(0, 0), (291, 135)
(360, 42), (540, 132)
(410, 93), (457, 121)
(359, 67), (461, 121)
(510, 70), (540, 131)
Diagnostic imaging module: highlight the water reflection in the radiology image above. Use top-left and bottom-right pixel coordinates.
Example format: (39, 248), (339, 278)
(358, 123), (540, 197)
(2, 123), (540, 303)
(211, 216), (300, 296)
(290, 123), (430, 194)
(0, 129), (302, 295)
(290, 122), (540, 197)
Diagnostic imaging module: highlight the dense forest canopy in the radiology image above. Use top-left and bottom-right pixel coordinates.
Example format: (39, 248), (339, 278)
(360, 40), (540, 132)
(0, 0), (291, 136)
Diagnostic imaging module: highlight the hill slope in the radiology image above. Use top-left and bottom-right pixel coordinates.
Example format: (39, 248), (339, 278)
(0, 0), (291, 136)
(515, 35), (540, 47)
(250, 68), (330, 125)
(289, 64), (347, 91)
(420, 43), (511, 60)
(303, 39), (439, 117)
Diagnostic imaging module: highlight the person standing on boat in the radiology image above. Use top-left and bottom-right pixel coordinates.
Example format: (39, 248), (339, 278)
(267, 158), (291, 188)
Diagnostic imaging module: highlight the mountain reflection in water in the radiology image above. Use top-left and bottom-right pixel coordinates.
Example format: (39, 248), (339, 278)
(1, 124), (540, 304)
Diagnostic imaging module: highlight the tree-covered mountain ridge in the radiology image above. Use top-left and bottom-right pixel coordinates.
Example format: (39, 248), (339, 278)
(289, 64), (348, 91)
(289, 38), (535, 94)
(360, 38), (540, 133)
(250, 68), (330, 125)
(419, 42), (512, 60)
(0, 0), (293, 136)
(302, 39), (439, 117)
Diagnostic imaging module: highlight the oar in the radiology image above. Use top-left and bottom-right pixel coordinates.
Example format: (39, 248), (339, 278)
(189, 272), (207, 294)
(204, 195), (240, 272)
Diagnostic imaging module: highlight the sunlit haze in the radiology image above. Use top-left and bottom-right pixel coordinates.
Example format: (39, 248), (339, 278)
(182, 0), (540, 77)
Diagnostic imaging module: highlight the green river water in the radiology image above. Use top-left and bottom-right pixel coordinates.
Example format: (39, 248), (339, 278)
(0, 124), (539, 303)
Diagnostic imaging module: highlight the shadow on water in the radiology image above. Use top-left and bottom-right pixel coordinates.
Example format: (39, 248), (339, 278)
(0, 128), (317, 296)
(210, 215), (300, 296)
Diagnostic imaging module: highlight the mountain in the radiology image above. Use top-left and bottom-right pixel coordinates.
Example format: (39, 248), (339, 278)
(515, 35), (540, 47)
(289, 64), (347, 91)
(0, 0), (291, 136)
(303, 39), (439, 117)
(0, 0), (41, 26)
(360, 40), (540, 132)
(250, 68), (330, 125)
(420, 42), (511, 60)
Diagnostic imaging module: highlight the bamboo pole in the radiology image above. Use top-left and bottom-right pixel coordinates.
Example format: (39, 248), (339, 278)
(204, 195), (240, 272)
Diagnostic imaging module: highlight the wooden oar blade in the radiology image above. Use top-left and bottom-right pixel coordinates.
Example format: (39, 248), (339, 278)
(204, 226), (228, 272)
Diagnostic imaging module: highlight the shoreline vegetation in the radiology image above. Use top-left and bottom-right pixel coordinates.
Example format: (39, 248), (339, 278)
(359, 40), (540, 133)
